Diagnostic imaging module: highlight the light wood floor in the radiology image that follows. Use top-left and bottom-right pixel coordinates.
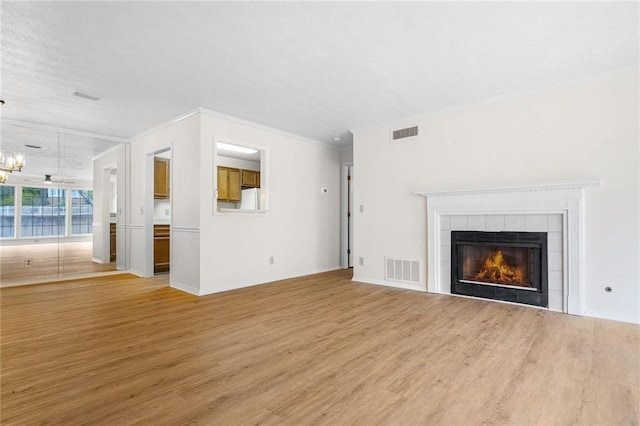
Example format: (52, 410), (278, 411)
(1, 270), (638, 425)
(0, 241), (116, 284)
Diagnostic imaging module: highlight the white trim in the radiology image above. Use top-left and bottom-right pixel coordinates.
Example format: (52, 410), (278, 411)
(128, 269), (145, 278)
(171, 227), (200, 233)
(414, 179), (600, 197)
(1, 118), (129, 144)
(416, 180), (599, 317)
(0, 235), (92, 245)
(199, 108), (337, 149)
(170, 280), (200, 296)
(352, 276), (425, 292)
(92, 143), (128, 162)
(350, 65), (639, 135)
(0, 270), (128, 288)
(340, 162), (352, 269)
(583, 309), (639, 325)
(217, 209), (270, 216)
(130, 109), (201, 141)
(132, 107), (338, 149)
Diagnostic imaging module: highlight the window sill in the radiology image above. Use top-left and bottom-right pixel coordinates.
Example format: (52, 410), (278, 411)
(217, 208), (270, 216)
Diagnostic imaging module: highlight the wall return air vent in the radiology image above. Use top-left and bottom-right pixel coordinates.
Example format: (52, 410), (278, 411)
(385, 257), (420, 284)
(391, 125), (419, 141)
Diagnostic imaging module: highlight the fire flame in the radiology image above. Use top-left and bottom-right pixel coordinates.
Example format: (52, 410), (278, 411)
(474, 250), (525, 285)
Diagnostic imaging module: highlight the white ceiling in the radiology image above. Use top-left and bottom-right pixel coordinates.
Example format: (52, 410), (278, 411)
(0, 121), (121, 181)
(1, 1), (638, 150)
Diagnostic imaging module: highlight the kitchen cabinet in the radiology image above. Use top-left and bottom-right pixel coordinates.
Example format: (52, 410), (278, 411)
(154, 224), (170, 273)
(154, 158), (170, 199)
(217, 166), (241, 202)
(241, 170), (260, 188)
(110, 223), (116, 262)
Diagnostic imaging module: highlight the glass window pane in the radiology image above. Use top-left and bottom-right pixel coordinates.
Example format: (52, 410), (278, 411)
(0, 186), (15, 237)
(71, 189), (93, 235)
(21, 187), (66, 237)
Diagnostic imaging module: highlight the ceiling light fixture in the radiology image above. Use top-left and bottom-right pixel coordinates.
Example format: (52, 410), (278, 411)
(73, 90), (100, 101)
(217, 142), (258, 155)
(0, 151), (26, 184)
(332, 136), (343, 143)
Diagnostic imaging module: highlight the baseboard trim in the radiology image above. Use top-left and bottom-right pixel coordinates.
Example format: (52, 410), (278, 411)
(351, 276), (426, 292)
(129, 269), (145, 278)
(584, 309), (639, 324)
(171, 280), (200, 296)
(0, 270), (132, 288)
(199, 266), (341, 295)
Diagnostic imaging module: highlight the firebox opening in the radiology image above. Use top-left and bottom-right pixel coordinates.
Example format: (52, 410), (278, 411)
(451, 231), (548, 307)
(460, 245), (534, 289)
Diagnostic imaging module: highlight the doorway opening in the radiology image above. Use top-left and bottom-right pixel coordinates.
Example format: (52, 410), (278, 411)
(152, 149), (171, 275)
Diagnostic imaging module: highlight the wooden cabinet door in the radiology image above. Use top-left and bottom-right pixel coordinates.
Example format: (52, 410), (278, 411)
(241, 170), (260, 188)
(154, 158), (170, 199)
(228, 168), (241, 201)
(217, 166), (243, 202)
(217, 167), (229, 200)
(110, 223), (116, 262)
(154, 225), (170, 273)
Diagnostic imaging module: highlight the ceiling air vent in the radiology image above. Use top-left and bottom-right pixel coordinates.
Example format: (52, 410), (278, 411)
(391, 125), (419, 141)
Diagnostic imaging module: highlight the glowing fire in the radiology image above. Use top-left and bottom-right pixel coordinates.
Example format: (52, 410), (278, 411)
(474, 250), (525, 285)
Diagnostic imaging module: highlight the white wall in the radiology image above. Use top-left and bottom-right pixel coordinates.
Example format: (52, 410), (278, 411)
(92, 144), (128, 269)
(130, 113), (201, 290)
(340, 146), (353, 164)
(352, 69), (640, 323)
(199, 111), (342, 294)
(217, 156), (260, 171)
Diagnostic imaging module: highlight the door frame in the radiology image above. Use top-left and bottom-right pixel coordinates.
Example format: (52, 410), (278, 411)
(100, 162), (117, 265)
(340, 162), (353, 269)
(144, 146), (172, 277)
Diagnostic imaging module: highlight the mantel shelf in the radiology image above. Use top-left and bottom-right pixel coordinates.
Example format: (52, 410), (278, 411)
(414, 179), (600, 198)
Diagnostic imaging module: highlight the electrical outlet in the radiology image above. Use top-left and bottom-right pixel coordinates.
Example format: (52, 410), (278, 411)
(25, 258), (33, 267)
(359, 257), (364, 266)
(164, 208), (170, 216)
(269, 256), (275, 265)
(359, 204), (364, 213)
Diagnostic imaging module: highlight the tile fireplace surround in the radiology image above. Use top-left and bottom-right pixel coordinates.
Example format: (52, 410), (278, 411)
(415, 180), (599, 316)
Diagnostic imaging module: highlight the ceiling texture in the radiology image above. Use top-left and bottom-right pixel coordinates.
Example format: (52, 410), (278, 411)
(1, 1), (638, 155)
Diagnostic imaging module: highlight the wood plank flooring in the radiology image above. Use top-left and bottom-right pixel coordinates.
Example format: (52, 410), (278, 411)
(1, 270), (638, 425)
(0, 241), (116, 284)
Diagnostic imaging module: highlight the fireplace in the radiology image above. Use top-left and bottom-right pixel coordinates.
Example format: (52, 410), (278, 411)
(451, 231), (548, 307)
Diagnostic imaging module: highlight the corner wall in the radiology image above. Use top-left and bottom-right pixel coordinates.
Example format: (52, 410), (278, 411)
(130, 113), (201, 292)
(198, 112), (341, 294)
(352, 68), (640, 323)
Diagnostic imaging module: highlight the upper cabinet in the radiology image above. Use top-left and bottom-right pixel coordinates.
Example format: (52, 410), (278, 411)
(217, 166), (241, 202)
(241, 170), (260, 188)
(154, 158), (170, 199)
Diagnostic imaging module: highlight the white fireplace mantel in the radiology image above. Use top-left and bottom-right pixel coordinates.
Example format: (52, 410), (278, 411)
(414, 179), (600, 316)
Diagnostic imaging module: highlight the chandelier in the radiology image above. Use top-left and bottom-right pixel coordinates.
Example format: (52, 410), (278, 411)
(0, 151), (26, 184)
